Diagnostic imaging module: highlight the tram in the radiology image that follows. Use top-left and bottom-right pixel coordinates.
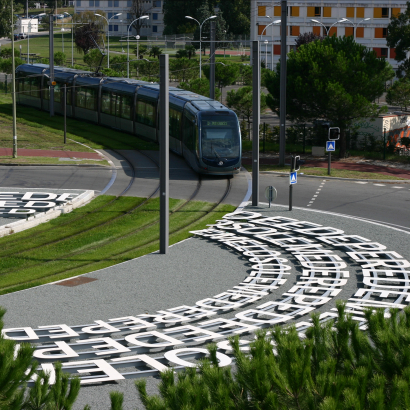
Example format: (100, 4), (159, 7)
(15, 64), (242, 175)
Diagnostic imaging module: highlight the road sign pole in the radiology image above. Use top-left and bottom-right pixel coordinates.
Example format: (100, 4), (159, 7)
(252, 40), (260, 206)
(63, 83), (66, 144)
(328, 151), (331, 175)
(289, 155), (293, 211)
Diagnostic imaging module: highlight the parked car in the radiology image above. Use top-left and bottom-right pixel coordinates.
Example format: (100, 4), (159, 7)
(18, 33), (27, 39)
(13, 34), (19, 40)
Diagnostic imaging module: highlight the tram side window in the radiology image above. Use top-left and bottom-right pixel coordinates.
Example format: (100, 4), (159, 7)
(121, 95), (132, 119)
(101, 91), (111, 114)
(183, 111), (196, 150)
(53, 83), (61, 103)
(136, 98), (156, 127)
(20, 77), (41, 98)
(169, 108), (182, 140)
(76, 86), (97, 110)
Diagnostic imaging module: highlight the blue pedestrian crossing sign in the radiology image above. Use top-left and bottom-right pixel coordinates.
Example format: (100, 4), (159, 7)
(290, 171), (297, 184)
(326, 141), (336, 151)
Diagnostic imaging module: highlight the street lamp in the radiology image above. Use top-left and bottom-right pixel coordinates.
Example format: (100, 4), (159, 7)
(63, 12), (74, 66)
(311, 18), (346, 36)
(185, 15), (217, 79)
(27, 13), (45, 64)
(95, 12), (122, 68)
(339, 17), (371, 40)
(127, 15), (149, 78)
(260, 18), (281, 70)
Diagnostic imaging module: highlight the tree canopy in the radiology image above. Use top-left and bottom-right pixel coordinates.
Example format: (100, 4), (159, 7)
(386, 78), (410, 111)
(218, 0), (250, 36)
(128, 0), (151, 35)
(265, 35), (394, 157)
(202, 63), (240, 96)
(0, 0), (17, 38)
(386, 1), (410, 77)
(73, 12), (107, 54)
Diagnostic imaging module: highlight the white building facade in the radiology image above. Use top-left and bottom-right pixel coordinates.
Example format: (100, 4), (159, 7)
(74, 0), (164, 37)
(250, 0), (405, 71)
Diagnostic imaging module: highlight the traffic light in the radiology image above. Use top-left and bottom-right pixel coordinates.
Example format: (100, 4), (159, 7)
(291, 155), (301, 171)
(328, 127), (340, 140)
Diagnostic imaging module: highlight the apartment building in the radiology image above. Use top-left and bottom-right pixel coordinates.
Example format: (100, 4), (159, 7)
(250, 0), (405, 70)
(74, 0), (164, 37)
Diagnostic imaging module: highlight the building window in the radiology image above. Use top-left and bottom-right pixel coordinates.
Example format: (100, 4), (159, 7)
(89, 0), (93, 6)
(381, 8), (389, 18)
(392, 8), (401, 17)
(323, 7), (331, 17)
(153, 13), (158, 20)
(109, 24), (112, 31)
(345, 27), (354, 37)
(127, 0), (131, 6)
(274, 6), (280, 17)
(307, 6), (321, 17)
(76, 0), (81, 6)
(346, 7), (354, 18)
(95, 0), (99, 6)
(258, 6), (266, 16)
(108, 0), (112, 6)
(374, 7), (389, 18)
(390, 48), (396, 59)
(153, 25), (157, 32)
(356, 7), (364, 18)
(289, 26), (300, 36)
(356, 27), (364, 38)
(315, 7), (321, 17)
(290, 6), (299, 17)
(114, 0), (119, 6)
(375, 28), (387, 38)
(127, 13), (131, 19)
(108, 12), (113, 18)
(154, 0), (161, 6)
(113, 25), (118, 31)
(258, 25), (267, 36)
(273, 44), (281, 55)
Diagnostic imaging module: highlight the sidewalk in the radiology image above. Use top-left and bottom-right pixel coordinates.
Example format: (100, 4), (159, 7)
(241, 155), (410, 179)
(0, 148), (102, 160)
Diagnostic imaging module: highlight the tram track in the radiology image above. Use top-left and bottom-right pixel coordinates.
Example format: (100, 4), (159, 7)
(0, 176), (232, 293)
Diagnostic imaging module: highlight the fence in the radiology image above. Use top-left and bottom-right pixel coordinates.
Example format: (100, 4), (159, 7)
(0, 73), (11, 94)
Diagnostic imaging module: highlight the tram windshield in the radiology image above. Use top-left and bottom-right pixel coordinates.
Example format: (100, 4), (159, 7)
(200, 116), (240, 159)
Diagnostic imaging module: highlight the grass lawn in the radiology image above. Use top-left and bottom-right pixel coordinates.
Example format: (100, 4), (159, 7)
(0, 94), (158, 153)
(0, 196), (235, 294)
(244, 164), (407, 180)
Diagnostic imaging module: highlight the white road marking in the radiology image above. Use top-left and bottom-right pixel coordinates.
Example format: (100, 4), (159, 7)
(373, 184), (385, 186)
(392, 186), (404, 189)
(307, 180), (326, 207)
(355, 181), (368, 184)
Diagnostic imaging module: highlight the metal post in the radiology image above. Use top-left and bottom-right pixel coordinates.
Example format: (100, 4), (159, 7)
(5, 74), (7, 94)
(279, 0), (287, 166)
(252, 40), (260, 207)
(263, 122), (266, 153)
(328, 152), (331, 175)
(63, 83), (67, 144)
(71, 21), (73, 66)
(209, 21), (215, 100)
(199, 24), (202, 79)
(383, 128), (386, 160)
(49, 14), (55, 116)
(11, 0), (17, 158)
(303, 123), (306, 154)
(289, 155), (294, 211)
(159, 54), (169, 254)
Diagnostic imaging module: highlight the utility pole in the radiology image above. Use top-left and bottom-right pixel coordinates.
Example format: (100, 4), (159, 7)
(11, 0), (17, 158)
(252, 40), (260, 206)
(279, 0), (287, 166)
(49, 13), (55, 116)
(159, 54), (169, 254)
(209, 21), (215, 100)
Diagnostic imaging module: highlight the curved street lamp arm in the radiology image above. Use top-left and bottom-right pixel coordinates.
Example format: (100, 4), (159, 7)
(185, 16), (200, 26)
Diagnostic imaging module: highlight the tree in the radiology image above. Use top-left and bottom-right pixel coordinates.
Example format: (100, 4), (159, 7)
(0, 0), (16, 39)
(170, 58), (198, 83)
(202, 63), (240, 96)
(265, 35), (394, 157)
(148, 45), (162, 59)
(179, 78), (221, 100)
(0, 57), (24, 74)
(386, 2), (410, 77)
(110, 55), (127, 76)
(163, 0), (208, 35)
(83, 48), (106, 70)
(386, 78), (410, 111)
(54, 52), (66, 66)
(218, 0), (250, 36)
(176, 45), (197, 59)
(0, 48), (13, 59)
(295, 32), (323, 48)
(128, 0), (151, 36)
(133, 44), (148, 59)
(226, 86), (267, 138)
(73, 11), (106, 55)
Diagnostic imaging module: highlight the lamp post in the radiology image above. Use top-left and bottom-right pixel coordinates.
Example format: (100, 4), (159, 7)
(311, 18), (346, 36)
(27, 13), (45, 64)
(260, 17), (281, 70)
(63, 12), (74, 66)
(339, 17), (371, 40)
(95, 12), (122, 68)
(127, 15), (149, 78)
(185, 15), (217, 79)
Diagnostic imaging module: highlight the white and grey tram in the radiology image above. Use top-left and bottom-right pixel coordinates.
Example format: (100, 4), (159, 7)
(15, 64), (242, 175)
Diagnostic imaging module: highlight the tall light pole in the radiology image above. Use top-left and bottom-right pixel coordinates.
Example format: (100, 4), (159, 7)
(95, 12), (122, 68)
(311, 18), (346, 36)
(11, 0), (17, 158)
(185, 15), (217, 79)
(339, 17), (371, 40)
(63, 12), (73, 66)
(27, 14), (45, 64)
(127, 15), (149, 78)
(260, 17), (280, 70)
